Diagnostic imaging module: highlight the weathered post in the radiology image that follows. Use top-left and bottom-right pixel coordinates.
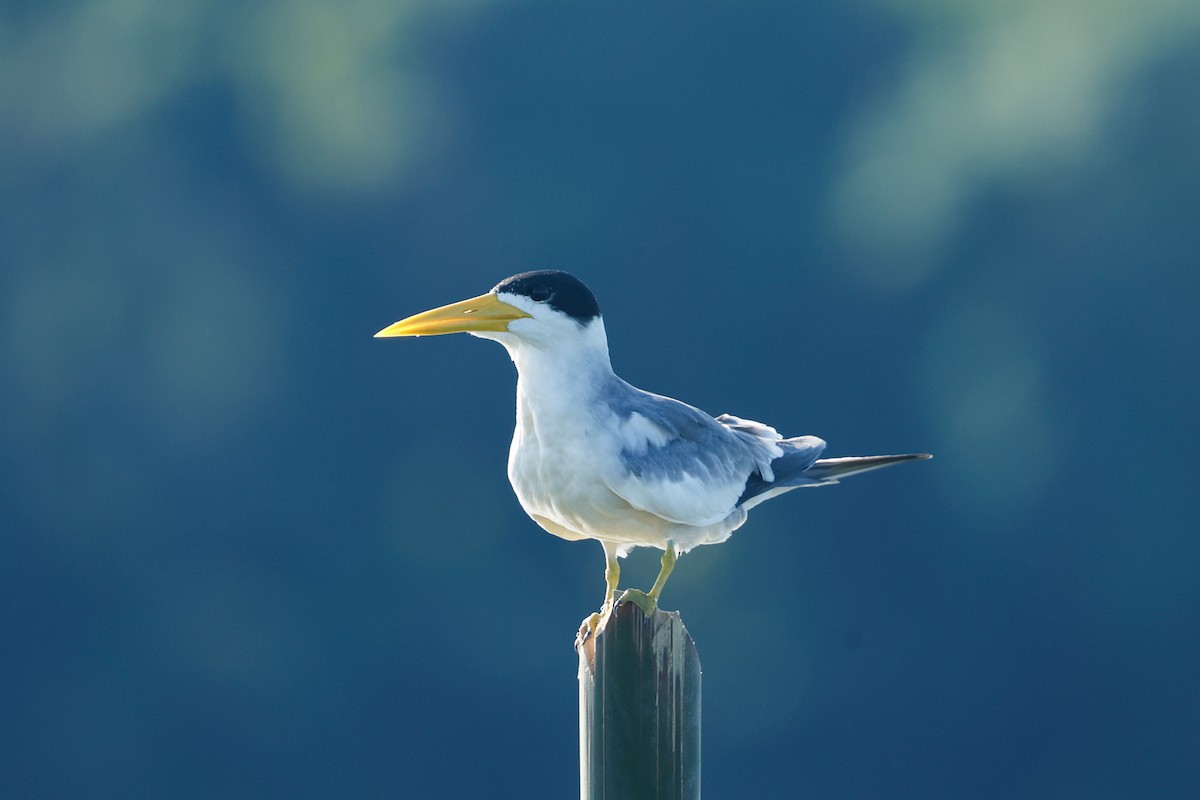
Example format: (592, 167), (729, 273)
(576, 596), (701, 800)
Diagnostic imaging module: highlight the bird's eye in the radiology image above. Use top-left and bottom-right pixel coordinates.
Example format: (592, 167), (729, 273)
(529, 285), (552, 302)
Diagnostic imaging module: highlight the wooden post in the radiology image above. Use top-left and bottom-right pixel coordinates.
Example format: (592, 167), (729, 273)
(576, 597), (701, 800)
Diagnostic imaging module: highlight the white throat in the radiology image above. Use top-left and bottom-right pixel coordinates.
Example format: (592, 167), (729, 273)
(508, 318), (612, 418)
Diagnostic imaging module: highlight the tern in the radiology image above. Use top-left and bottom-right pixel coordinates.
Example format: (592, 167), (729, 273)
(376, 270), (930, 627)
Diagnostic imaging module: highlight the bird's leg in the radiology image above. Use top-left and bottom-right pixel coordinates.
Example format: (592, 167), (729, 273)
(579, 542), (623, 641)
(619, 540), (677, 616)
(603, 551), (621, 612)
(647, 541), (677, 602)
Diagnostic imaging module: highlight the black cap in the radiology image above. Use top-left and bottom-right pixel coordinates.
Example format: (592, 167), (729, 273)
(493, 270), (601, 325)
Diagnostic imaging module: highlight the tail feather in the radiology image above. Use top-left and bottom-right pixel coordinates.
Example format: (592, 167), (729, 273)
(803, 453), (932, 483)
(737, 451), (931, 509)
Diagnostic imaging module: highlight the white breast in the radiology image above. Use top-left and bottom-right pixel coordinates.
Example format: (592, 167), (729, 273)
(507, 377), (624, 536)
(496, 317), (749, 553)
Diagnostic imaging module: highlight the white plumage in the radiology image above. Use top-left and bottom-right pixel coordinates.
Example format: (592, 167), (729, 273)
(376, 270), (930, 620)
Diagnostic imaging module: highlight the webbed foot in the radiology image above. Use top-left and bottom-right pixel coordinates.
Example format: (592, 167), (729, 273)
(577, 611), (602, 643)
(616, 588), (657, 616)
(576, 601), (616, 646)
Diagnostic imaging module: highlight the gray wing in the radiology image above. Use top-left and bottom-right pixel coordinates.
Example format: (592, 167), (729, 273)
(598, 380), (782, 526)
(736, 435), (828, 507)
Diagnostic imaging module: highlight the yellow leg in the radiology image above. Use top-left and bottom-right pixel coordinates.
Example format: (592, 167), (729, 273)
(578, 542), (623, 643)
(647, 541), (677, 602)
(617, 540), (677, 616)
(603, 548), (621, 610)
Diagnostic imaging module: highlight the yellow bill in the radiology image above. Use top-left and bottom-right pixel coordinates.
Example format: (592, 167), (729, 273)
(374, 292), (532, 337)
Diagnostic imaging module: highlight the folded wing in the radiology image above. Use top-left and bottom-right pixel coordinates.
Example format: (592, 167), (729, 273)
(600, 384), (781, 526)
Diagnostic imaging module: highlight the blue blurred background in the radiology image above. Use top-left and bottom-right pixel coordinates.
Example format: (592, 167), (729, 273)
(3, 1), (1198, 797)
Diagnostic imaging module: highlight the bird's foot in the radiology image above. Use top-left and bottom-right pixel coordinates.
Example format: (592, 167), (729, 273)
(616, 588), (658, 616)
(577, 611), (603, 644)
(575, 602), (615, 646)
(576, 588), (663, 646)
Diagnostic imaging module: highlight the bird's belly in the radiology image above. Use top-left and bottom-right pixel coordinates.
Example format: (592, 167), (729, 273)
(508, 429), (672, 546)
(508, 428), (743, 551)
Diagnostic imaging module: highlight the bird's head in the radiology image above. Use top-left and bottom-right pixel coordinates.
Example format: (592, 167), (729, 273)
(375, 270), (608, 359)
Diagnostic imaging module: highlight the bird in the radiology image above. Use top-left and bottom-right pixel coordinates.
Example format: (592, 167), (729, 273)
(375, 270), (930, 630)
